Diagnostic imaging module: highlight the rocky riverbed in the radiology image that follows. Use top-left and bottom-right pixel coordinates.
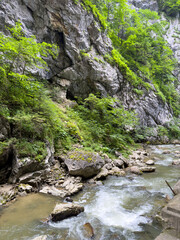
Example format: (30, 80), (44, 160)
(0, 144), (180, 240)
(0, 144), (164, 206)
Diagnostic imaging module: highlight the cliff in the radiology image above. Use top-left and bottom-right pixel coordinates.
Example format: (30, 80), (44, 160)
(0, 0), (177, 127)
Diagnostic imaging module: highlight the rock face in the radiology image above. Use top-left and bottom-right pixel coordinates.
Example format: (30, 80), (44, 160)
(0, 144), (17, 184)
(50, 203), (84, 222)
(0, 0), (174, 127)
(64, 151), (105, 178)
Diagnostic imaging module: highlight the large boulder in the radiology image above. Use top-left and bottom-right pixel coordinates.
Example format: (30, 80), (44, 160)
(64, 150), (105, 178)
(50, 203), (84, 222)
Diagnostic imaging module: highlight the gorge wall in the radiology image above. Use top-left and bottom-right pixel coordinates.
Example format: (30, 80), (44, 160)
(0, 0), (179, 127)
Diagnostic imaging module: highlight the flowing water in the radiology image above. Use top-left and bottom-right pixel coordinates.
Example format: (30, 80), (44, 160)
(0, 145), (179, 240)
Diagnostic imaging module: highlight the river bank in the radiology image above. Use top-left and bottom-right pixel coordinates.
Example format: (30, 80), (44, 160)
(0, 144), (180, 239)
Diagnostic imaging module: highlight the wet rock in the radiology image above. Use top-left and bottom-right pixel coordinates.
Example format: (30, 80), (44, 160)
(130, 166), (142, 175)
(140, 166), (156, 172)
(64, 150), (105, 178)
(50, 203), (84, 222)
(83, 222), (94, 239)
(146, 160), (155, 165)
(64, 197), (73, 202)
(172, 160), (180, 165)
(162, 150), (171, 154)
(32, 236), (47, 240)
(18, 184), (32, 193)
(40, 185), (68, 198)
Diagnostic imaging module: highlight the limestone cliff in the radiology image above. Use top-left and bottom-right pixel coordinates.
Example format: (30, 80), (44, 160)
(0, 0), (176, 127)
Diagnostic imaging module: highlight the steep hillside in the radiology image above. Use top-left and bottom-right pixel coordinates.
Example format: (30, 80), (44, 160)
(0, 0), (177, 127)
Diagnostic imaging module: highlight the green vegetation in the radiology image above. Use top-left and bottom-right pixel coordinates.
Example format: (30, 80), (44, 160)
(67, 94), (138, 154)
(159, 0), (180, 17)
(80, 0), (180, 116)
(0, 22), (72, 160)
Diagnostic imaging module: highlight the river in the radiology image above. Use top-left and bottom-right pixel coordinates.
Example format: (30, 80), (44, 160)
(0, 144), (179, 240)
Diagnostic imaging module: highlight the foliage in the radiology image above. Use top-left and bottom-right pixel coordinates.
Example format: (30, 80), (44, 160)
(67, 94), (138, 153)
(0, 23), (72, 157)
(159, 0), (180, 17)
(81, 0), (180, 116)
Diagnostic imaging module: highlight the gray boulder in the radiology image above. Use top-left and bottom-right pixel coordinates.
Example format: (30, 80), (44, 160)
(64, 151), (105, 178)
(50, 203), (84, 222)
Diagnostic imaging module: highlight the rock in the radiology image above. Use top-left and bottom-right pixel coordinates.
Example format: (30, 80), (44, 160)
(113, 159), (124, 168)
(32, 236), (47, 240)
(130, 166), (142, 175)
(64, 150), (105, 178)
(109, 167), (126, 176)
(94, 168), (109, 181)
(61, 177), (83, 195)
(0, 0), (174, 133)
(172, 160), (180, 165)
(103, 163), (113, 170)
(173, 180), (180, 194)
(146, 160), (155, 165)
(83, 222), (94, 238)
(40, 185), (68, 198)
(50, 203), (84, 222)
(140, 166), (156, 172)
(162, 150), (171, 154)
(18, 184), (32, 193)
(64, 197), (73, 202)
(0, 184), (17, 205)
(0, 143), (17, 184)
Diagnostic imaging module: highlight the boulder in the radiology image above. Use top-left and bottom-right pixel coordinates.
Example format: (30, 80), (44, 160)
(130, 166), (142, 175)
(94, 168), (109, 180)
(83, 222), (94, 239)
(146, 160), (155, 165)
(40, 185), (68, 198)
(64, 151), (105, 178)
(113, 159), (124, 168)
(172, 160), (180, 165)
(50, 203), (84, 222)
(162, 150), (171, 154)
(140, 166), (156, 172)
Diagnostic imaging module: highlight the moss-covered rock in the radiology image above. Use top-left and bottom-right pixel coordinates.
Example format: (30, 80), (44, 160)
(64, 150), (105, 178)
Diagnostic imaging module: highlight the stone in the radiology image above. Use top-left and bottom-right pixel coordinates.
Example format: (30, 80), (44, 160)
(61, 177), (83, 195)
(50, 203), (84, 222)
(172, 160), (180, 165)
(146, 160), (155, 165)
(32, 236), (47, 240)
(40, 185), (68, 198)
(83, 222), (94, 239)
(130, 166), (142, 175)
(64, 150), (105, 178)
(18, 184), (32, 193)
(109, 167), (126, 176)
(113, 159), (124, 168)
(94, 168), (109, 181)
(140, 166), (156, 172)
(163, 150), (171, 154)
